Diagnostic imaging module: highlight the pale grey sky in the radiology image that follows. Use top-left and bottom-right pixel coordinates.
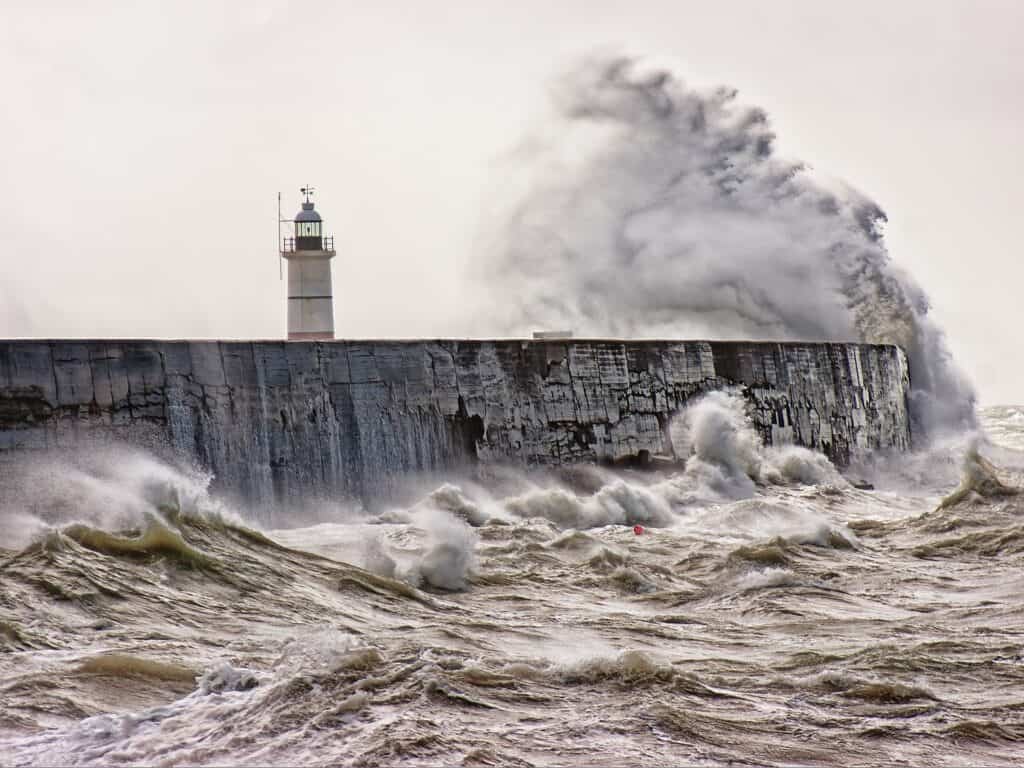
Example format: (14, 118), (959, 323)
(1, 0), (1020, 404)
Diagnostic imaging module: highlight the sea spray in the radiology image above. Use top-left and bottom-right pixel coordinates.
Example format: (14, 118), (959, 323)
(671, 390), (845, 500)
(675, 390), (760, 499)
(477, 53), (976, 440)
(0, 447), (242, 551)
(503, 480), (674, 529)
(411, 507), (478, 591)
(936, 447), (1020, 510)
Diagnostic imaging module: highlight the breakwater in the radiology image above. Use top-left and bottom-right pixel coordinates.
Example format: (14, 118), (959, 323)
(0, 340), (910, 508)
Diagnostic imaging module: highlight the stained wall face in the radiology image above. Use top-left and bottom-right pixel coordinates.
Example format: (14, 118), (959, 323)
(0, 340), (910, 509)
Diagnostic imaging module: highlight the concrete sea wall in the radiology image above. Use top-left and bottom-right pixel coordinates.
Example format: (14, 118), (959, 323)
(0, 340), (910, 508)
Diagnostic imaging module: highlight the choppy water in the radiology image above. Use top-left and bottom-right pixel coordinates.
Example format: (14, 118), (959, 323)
(1, 399), (1022, 767)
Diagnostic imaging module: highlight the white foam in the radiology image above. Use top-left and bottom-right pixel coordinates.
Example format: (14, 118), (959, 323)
(0, 446), (249, 549)
(672, 391), (845, 502)
(684, 497), (858, 552)
(407, 508), (478, 591)
(733, 567), (801, 592)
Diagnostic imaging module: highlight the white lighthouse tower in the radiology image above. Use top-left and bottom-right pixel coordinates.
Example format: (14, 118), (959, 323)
(281, 187), (336, 340)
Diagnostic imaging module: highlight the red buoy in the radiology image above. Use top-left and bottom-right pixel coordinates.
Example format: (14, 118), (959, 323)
(633, 524), (645, 535)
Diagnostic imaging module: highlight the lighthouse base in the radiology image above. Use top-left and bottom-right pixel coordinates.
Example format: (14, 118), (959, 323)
(284, 248), (336, 341)
(288, 331), (335, 341)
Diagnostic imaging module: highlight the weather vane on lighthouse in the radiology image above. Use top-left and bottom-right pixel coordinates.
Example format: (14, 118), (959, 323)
(278, 187), (337, 341)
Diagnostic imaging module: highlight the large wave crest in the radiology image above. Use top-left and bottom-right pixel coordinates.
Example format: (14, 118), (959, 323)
(476, 53), (976, 440)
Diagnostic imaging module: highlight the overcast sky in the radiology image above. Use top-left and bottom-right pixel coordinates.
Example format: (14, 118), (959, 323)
(1, 0), (1020, 404)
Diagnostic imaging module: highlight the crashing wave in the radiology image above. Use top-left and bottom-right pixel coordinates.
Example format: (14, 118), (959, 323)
(475, 53), (976, 440)
(937, 448), (1020, 510)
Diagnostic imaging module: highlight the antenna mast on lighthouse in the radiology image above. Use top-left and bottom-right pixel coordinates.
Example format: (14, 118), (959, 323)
(277, 192), (285, 280)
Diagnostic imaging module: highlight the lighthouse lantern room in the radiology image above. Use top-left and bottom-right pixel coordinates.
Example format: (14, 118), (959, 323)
(281, 186), (336, 340)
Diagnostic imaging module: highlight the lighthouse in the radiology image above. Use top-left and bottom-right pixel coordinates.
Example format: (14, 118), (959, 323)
(281, 187), (336, 340)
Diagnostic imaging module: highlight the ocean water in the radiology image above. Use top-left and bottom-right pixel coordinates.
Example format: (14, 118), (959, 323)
(1, 400), (1022, 767)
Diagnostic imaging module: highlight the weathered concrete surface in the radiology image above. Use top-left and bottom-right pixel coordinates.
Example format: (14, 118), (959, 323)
(0, 340), (910, 506)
